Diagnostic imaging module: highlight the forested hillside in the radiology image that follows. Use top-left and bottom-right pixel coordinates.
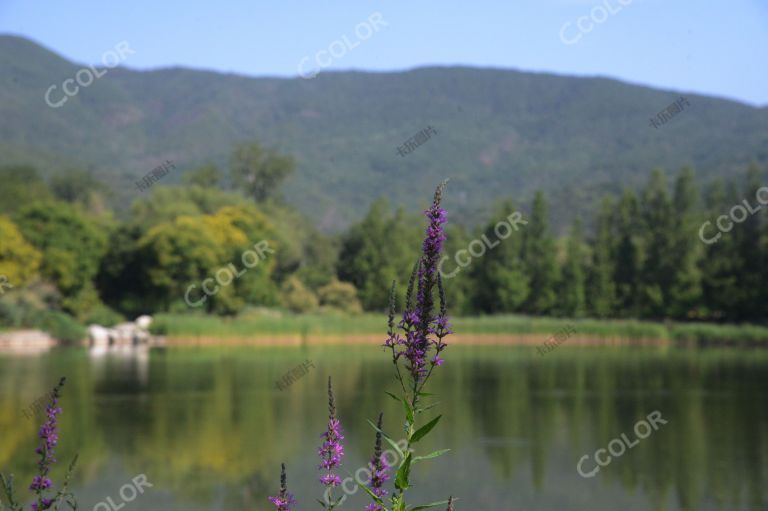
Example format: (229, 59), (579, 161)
(1, 35), (767, 230)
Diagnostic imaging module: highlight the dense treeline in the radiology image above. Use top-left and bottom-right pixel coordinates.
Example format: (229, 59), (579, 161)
(340, 164), (768, 323)
(0, 144), (765, 337)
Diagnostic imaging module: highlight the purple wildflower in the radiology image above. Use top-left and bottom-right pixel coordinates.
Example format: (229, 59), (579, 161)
(31, 498), (53, 511)
(319, 377), (344, 487)
(365, 412), (391, 511)
(30, 377), (66, 511)
(29, 476), (52, 491)
(390, 182), (451, 385)
(268, 463), (295, 511)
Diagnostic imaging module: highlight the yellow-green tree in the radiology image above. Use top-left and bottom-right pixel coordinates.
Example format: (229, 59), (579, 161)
(137, 205), (278, 314)
(0, 215), (42, 288)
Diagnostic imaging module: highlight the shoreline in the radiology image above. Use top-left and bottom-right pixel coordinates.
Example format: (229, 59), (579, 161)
(159, 333), (670, 347)
(4, 311), (768, 351)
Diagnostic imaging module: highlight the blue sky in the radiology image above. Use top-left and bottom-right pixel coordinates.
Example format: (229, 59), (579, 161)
(1, 0), (766, 105)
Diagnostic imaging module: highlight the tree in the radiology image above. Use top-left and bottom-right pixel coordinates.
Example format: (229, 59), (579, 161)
(440, 223), (474, 315)
(206, 205), (279, 308)
(558, 218), (587, 317)
(49, 168), (109, 206)
(613, 191), (642, 317)
(0, 216), (42, 288)
(522, 192), (558, 314)
(183, 164), (222, 188)
(136, 205), (278, 314)
(230, 143), (295, 202)
(667, 167), (702, 319)
(14, 201), (107, 316)
(137, 215), (230, 312)
(587, 197), (615, 317)
(96, 223), (153, 316)
(0, 166), (52, 215)
(131, 185), (251, 228)
(699, 180), (740, 319)
(639, 169), (676, 318)
(724, 164), (765, 320)
(294, 231), (340, 291)
(471, 200), (529, 313)
(338, 199), (420, 310)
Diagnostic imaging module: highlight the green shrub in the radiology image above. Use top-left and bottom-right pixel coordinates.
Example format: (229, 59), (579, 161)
(36, 311), (86, 343)
(0, 281), (61, 328)
(149, 316), (169, 335)
(281, 276), (319, 313)
(82, 303), (124, 327)
(317, 279), (363, 314)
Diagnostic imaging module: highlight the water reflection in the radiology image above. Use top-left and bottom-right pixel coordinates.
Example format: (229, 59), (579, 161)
(88, 344), (150, 385)
(0, 346), (766, 510)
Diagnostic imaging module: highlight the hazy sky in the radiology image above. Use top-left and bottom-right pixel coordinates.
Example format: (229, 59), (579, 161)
(1, 0), (766, 105)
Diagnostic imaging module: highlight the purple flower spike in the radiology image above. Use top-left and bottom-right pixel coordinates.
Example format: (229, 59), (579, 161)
(319, 377), (344, 489)
(30, 377), (66, 511)
(365, 412), (391, 511)
(268, 463), (295, 511)
(392, 182), (451, 386)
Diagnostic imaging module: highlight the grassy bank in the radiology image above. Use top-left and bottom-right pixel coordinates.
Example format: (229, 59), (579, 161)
(150, 312), (768, 344)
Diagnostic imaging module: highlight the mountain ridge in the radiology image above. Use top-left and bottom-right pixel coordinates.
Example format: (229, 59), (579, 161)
(1, 34), (766, 229)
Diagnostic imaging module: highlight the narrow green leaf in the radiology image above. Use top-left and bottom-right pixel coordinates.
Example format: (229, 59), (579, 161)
(411, 415), (442, 443)
(407, 499), (451, 511)
(358, 482), (384, 504)
(416, 402), (441, 414)
(395, 452), (412, 490)
(412, 449), (450, 462)
(385, 391), (402, 402)
(403, 398), (415, 425)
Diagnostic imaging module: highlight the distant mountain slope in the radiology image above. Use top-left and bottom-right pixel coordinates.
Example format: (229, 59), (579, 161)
(1, 35), (766, 229)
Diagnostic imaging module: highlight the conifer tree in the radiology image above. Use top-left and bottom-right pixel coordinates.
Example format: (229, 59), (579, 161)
(522, 191), (559, 314)
(587, 197), (616, 317)
(613, 190), (642, 317)
(472, 200), (529, 313)
(699, 179), (740, 319)
(732, 164), (764, 320)
(639, 169), (676, 318)
(558, 217), (587, 317)
(668, 167), (703, 319)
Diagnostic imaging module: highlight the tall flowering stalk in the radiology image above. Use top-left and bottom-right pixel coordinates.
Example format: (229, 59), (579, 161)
(268, 464), (295, 511)
(386, 182), (452, 394)
(318, 377), (344, 509)
(369, 182), (454, 511)
(365, 413), (390, 511)
(0, 377), (78, 511)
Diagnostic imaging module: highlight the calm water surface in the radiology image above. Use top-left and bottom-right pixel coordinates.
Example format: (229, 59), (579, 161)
(0, 345), (767, 511)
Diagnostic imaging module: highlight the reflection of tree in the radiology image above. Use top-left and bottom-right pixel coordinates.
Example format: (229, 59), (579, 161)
(1, 347), (767, 510)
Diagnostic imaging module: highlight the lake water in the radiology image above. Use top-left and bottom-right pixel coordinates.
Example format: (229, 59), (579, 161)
(0, 345), (766, 511)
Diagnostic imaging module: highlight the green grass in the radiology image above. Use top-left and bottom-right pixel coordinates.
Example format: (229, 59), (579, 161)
(150, 310), (768, 344)
(151, 311), (385, 337)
